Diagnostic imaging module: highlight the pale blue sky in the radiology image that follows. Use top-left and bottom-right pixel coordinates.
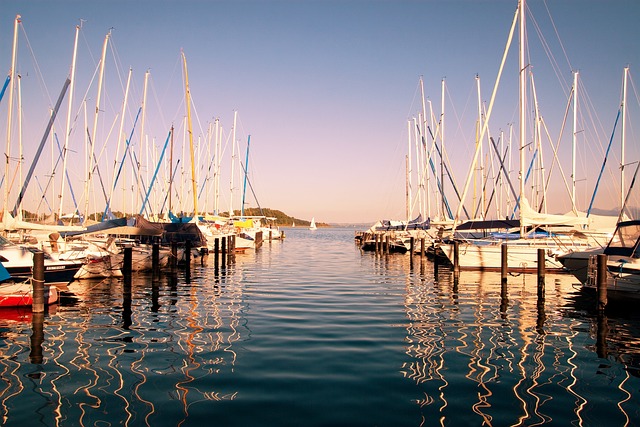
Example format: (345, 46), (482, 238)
(1, 0), (639, 223)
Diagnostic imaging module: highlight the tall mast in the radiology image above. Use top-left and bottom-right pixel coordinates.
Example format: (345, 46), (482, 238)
(518, 0), (527, 236)
(140, 70), (149, 176)
(61, 25), (79, 221)
(406, 120), (412, 221)
(412, 117), (422, 219)
(440, 78), (446, 220)
(89, 30), (109, 218)
(106, 67), (132, 221)
(571, 71), (578, 212)
(3, 15), (20, 226)
(16, 75), (22, 220)
(241, 135), (251, 217)
(229, 110), (238, 217)
(474, 74), (482, 218)
(181, 50), (198, 218)
(214, 119), (221, 215)
(621, 66), (628, 210)
(419, 76), (427, 219)
(169, 125), (174, 214)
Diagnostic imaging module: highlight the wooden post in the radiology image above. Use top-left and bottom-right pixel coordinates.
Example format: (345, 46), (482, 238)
(221, 236), (227, 265)
(536, 249), (546, 333)
(597, 254), (608, 312)
(184, 240), (192, 283)
(32, 252), (45, 313)
(596, 310), (608, 358)
(214, 237), (220, 269)
(409, 237), (414, 257)
(185, 240), (192, 264)
(230, 235), (236, 263)
(501, 243), (508, 285)
(420, 238), (425, 257)
(537, 248), (545, 292)
(152, 243), (160, 281)
(385, 234), (390, 254)
(500, 277), (508, 315)
(170, 241), (178, 272)
(29, 312), (44, 364)
(453, 241), (460, 274)
(433, 243), (439, 278)
(123, 247), (132, 285)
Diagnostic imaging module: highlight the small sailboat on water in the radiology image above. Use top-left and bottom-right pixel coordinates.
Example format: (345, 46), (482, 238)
(309, 217), (317, 231)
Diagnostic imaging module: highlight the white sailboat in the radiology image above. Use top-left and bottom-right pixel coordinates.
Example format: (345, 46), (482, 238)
(309, 217), (317, 231)
(438, 0), (613, 272)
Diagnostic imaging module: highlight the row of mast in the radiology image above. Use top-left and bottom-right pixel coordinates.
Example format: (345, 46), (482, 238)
(1, 15), (252, 227)
(405, 0), (634, 232)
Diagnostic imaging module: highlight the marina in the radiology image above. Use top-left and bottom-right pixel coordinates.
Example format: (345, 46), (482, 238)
(1, 228), (639, 426)
(0, 0), (639, 425)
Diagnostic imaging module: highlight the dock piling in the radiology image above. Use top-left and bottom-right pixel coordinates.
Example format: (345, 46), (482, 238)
(453, 241), (460, 274)
(537, 248), (546, 292)
(32, 252), (45, 313)
(152, 243), (160, 281)
(123, 247), (132, 285)
(501, 244), (508, 285)
(596, 254), (608, 312)
(170, 242), (177, 273)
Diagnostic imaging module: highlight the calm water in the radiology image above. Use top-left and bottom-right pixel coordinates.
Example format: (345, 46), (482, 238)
(1, 227), (639, 426)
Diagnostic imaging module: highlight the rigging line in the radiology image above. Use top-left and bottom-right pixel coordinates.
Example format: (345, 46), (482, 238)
(587, 108), (621, 217)
(146, 74), (169, 132)
(19, 21), (52, 105)
(34, 176), (52, 214)
(239, 160), (263, 215)
(128, 143), (149, 216)
(13, 77), (71, 216)
(0, 75), (10, 104)
(160, 160), (181, 215)
(539, 90), (573, 212)
(103, 106), (142, 219)
(542, 0), (573, 73)
(139, 130), (171, 216)
(425, 124), (469, 219)
(54, 134), (81, 217)
(86, 128), (109, 207)
(527, 9), (571, 98)
(488, 136), (518, 209)
(618, 160), (640, 223)
(482, 141), (512, 219)
(420, 130), (453, 220)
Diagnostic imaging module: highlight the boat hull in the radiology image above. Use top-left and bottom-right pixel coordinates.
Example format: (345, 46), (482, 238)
(7, 261), (84, 286)
(74, 255), (123, 279)
(439, 241), (567, 272)
(0, 282), (59, 307)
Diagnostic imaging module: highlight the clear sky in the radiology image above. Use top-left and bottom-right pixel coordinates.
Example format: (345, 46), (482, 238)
(0, 0), (639, 224)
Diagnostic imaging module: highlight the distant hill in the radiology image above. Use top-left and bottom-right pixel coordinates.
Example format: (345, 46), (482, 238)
(240, 207), (330, 227)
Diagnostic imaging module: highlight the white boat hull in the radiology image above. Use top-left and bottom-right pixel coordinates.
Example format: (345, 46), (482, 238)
(439, 240), (569, 272)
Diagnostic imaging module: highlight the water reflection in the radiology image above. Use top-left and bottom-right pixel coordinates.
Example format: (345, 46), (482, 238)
(1, 232), (640, 426)
(0, 255), (248, 427)
(392, 256), (640, 426)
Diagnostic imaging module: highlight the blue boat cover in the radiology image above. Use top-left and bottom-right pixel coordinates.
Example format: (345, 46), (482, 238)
(0, 262), (11, 282)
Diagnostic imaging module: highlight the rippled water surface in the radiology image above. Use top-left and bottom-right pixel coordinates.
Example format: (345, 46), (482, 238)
(1, 227), (640, 426)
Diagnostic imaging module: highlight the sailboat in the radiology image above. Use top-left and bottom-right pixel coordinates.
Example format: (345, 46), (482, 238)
(438, 0), (611, 272)
(309, 217), (317, 231)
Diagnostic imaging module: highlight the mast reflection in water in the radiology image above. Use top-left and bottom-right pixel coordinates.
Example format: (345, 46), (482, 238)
(0, 228), (639, 426)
